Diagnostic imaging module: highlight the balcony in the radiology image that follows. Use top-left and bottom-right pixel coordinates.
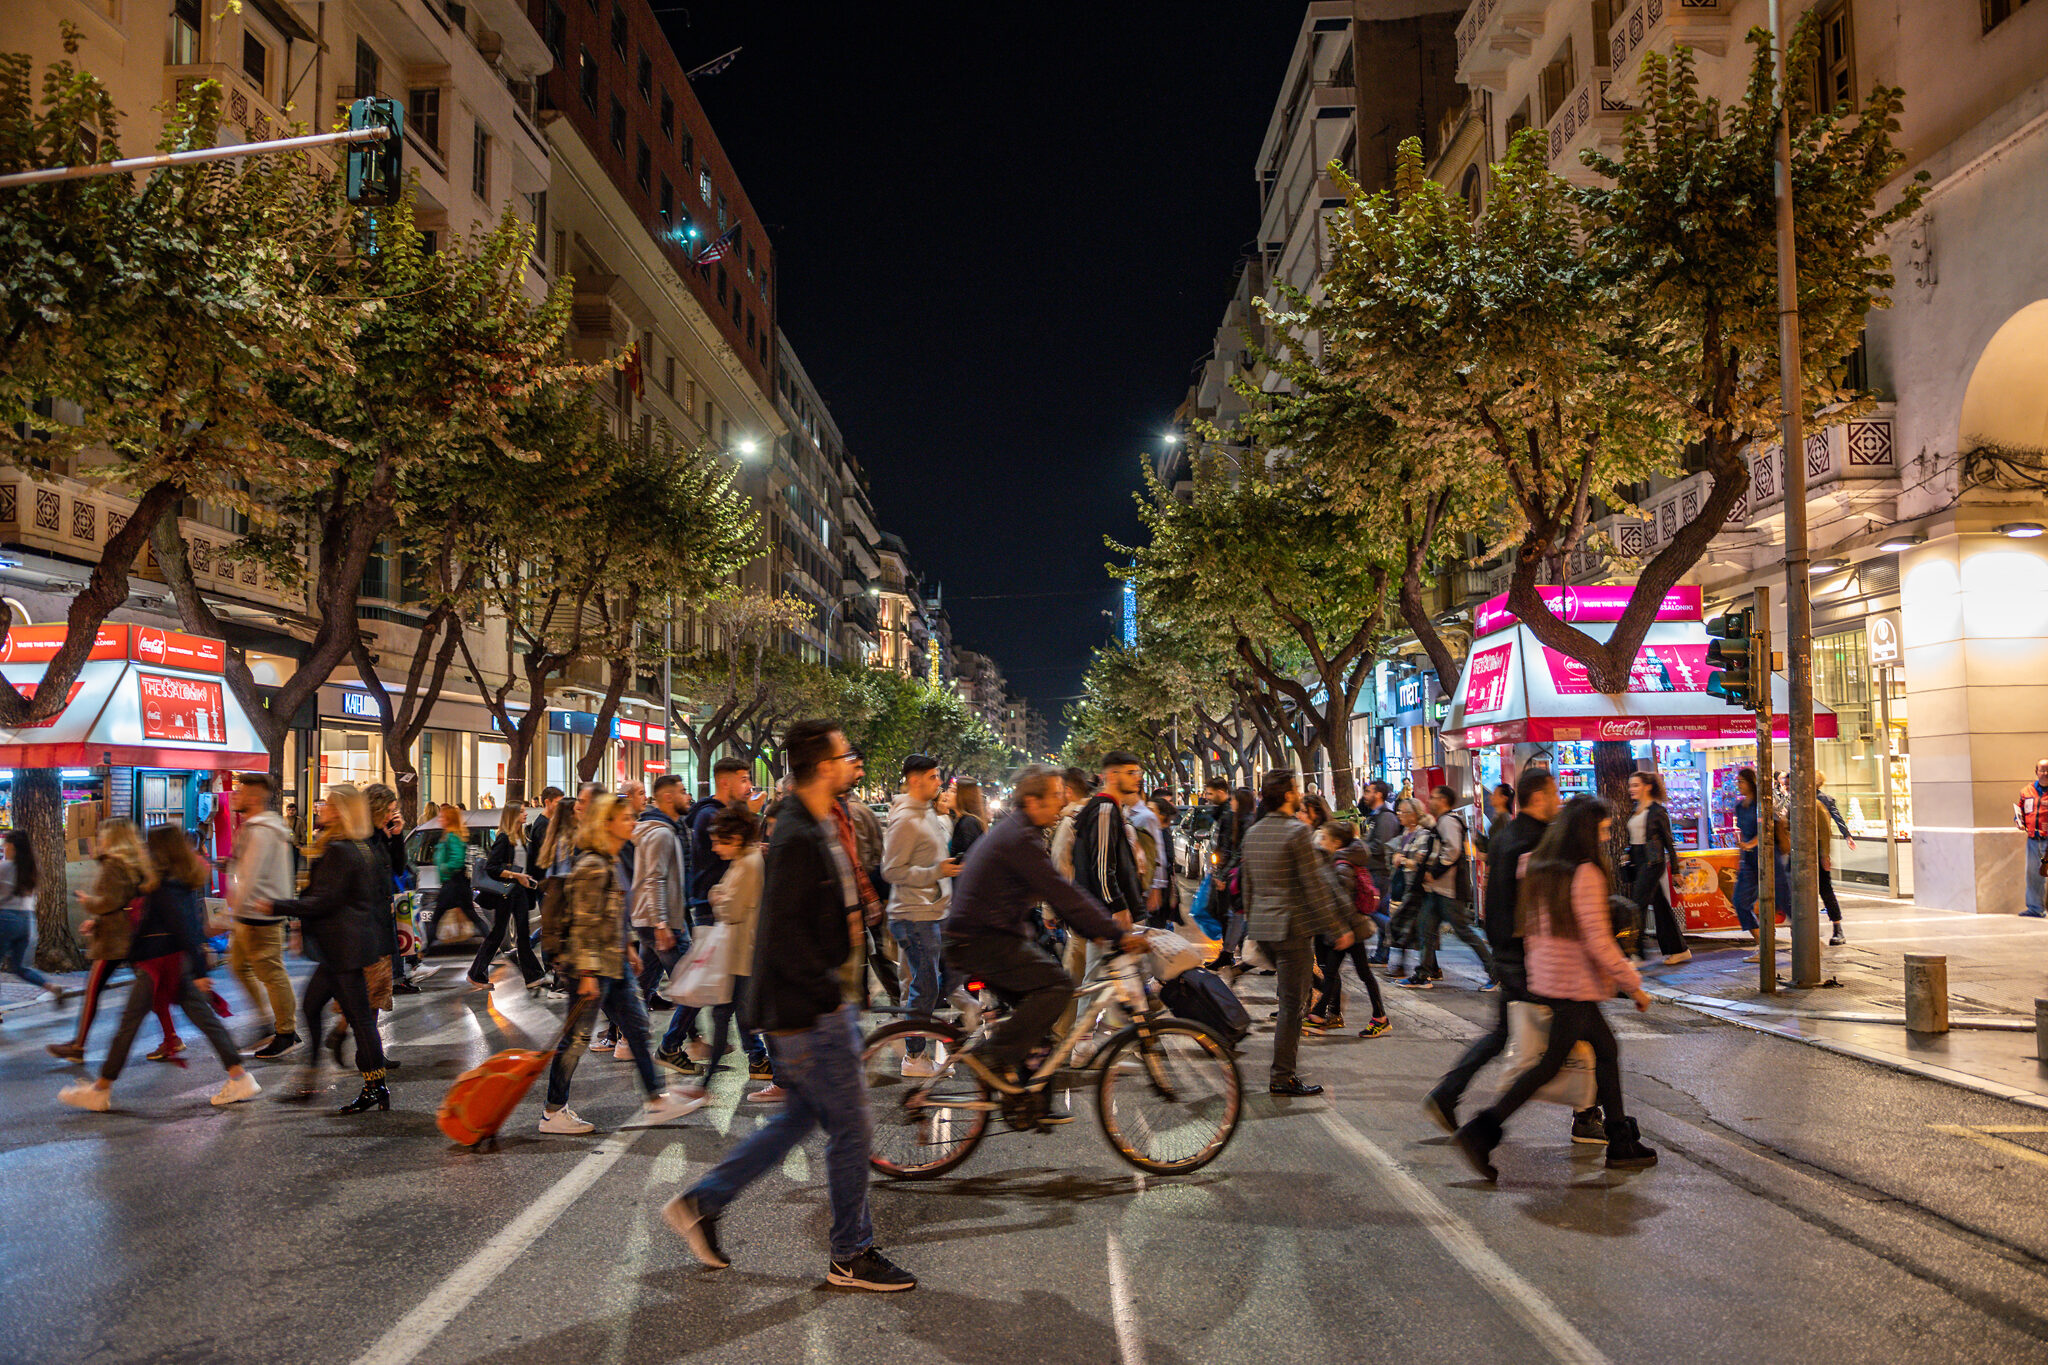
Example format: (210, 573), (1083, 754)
(1741, 405), (1900, 528)
(0, 471), (303, 614)
(1545, 67), (1629, 182)
(1606, 0), (1735, 103)
(164, 64), (292, 145)
(1455, 0), (1554, 91)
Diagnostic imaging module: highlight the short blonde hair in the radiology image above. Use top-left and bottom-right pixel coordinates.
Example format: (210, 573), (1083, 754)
(576, 794), (631, 856)
(96, 818), (153, 892)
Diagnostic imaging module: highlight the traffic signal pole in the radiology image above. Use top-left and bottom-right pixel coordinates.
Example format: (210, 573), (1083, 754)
(1770, 0), (1822, 989)
(1754, 585), (1776, 996)
(0, 124), (390, 190)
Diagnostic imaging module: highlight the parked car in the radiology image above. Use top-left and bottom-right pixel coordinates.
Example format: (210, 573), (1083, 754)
(403, 809), (504, 948)
(1176, 804), (1217, 881)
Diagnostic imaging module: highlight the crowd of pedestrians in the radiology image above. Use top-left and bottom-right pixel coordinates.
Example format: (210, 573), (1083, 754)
(20, 711), (1698, 1289)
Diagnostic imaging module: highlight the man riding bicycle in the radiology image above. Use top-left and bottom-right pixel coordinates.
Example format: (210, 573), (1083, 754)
(943, 764), (1150, 1096)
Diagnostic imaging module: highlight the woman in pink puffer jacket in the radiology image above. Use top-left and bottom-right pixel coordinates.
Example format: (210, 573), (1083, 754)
(1452, 796), (1659, 1182)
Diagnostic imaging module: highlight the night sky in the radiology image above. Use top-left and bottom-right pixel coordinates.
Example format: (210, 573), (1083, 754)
(671, 4), (1304, 737)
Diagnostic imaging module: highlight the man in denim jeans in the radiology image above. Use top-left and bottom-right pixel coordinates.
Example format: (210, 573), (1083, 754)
(663, 719), (916, 1292)
(881, 754), (958, 1076)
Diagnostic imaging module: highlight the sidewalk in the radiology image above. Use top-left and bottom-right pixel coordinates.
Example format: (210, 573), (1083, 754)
(1647, 891), (2048, 1109)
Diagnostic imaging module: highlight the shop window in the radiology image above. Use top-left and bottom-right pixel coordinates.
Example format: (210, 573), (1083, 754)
(419, 729), (467, 810)
(318, 727), (385, 790)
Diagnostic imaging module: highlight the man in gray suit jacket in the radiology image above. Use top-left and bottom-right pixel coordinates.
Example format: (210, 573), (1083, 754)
(1239, 770), (1354, 1097)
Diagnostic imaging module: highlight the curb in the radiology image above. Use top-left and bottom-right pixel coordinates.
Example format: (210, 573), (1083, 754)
(1647, 984), (2036, 1031)
(1649, 984), (2048, 1113)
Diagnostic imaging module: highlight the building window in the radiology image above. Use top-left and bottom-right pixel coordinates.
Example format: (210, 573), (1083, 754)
(1592, 0), (1615, 65)
(698, 167), (712, 202)
(354, 37), (380, 99)
(528, 190), (548, 267)
(1814, 0), (1854, 109)
(472, 122), (490, 200)
(408, 87), (441, 151)
(419, 229), (438, 255)
(637, 52), (652, 102)
(1538, 37), (1576, 124)
(579, 46), (598, 111)
(543, 2), (566, 58)
(170, 0), (201, 64)
(745, 310), (755, 347)
(716, 191), (728, 232)
(659, 174), (672, 221)
(610, 97), (625, 152)
(635, 136), (650, 190)
(1459, 165), (1483, 217)
(241, 32), (269, 97)
(610, 0), (627, 57)
(663, 355), (675, 396)
(1505, 97), (1531, 143)
(715, 268), (726, 305)
(1983, 0), (2032, 31)
(659, 89), (673, 139)
(679, 128), (694, 172)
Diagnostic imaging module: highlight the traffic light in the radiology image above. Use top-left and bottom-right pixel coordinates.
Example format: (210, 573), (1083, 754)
(1705, 608), (1756, 709)
(345, 97), (404, 207)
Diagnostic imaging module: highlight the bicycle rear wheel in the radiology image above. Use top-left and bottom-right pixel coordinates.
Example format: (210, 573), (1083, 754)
(860, 1020), (991, 1179)
(1095, 1019), (1241, 1174)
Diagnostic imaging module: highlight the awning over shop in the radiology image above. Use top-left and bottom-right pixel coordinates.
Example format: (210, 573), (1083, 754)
(0, 624), (267, 768)
(1442, 586), (1837, 749)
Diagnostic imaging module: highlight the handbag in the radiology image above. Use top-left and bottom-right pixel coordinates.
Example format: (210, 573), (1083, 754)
(662, 922), (733, 1006)
(470, 847), (508, 896)
(1142, 927), (1202, 982)
(1498, 1000), (1597, 1109)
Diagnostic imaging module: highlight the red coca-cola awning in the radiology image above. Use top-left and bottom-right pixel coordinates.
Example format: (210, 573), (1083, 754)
(1443, 589), (1836, 749)
(0, 624), (267, 768)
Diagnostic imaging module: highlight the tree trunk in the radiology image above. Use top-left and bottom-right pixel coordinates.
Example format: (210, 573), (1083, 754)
(1592, 736), (1639, 860)
(20, 769), (81, 971)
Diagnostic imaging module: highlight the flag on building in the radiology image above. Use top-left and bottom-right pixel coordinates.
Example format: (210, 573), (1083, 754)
(695, 224), (739, 266)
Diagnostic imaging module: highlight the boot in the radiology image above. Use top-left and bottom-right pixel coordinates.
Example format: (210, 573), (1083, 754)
(1452, 1113), (1502, 1183)
(335, 1072), (391, 1114)
(1603, 1115), (1658, 1170)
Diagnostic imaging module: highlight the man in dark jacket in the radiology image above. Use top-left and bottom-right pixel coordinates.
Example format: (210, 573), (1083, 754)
(666, 720), (915, 1294)
(944, 765), (1147, 1084)
(1424, 768), (1567, 1131)
(1071, 750), (1146, 925)
(689, 758), (752, 923)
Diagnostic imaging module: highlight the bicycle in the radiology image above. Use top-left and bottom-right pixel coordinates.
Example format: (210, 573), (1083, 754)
(860, 950), (1242, 1178)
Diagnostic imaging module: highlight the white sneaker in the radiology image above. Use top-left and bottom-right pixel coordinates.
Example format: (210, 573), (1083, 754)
(59, 1081), (110, 1112)
(590, 1034), (618, 1053)
(211, 1073), (262, 1107)
(623, 1089), (708, 1128)
(900, 1053), (939, 1079)
(613, 1040), (634, 1061)
(538, 1107), (596, 1135)
(949, 988), (983, 1030)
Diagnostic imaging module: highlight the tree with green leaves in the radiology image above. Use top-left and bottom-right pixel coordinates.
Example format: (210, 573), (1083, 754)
(669, 592), (816, 792)
(2, 37), (344, 965)
(1118, 465), (1397, 808)
(1275, 23), (1920, 797)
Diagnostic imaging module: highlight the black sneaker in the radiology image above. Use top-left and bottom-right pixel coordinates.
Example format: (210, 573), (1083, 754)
(1828, 927), (1846, 946)
(392, 979), (422, 995)
(1570, 1108), (1609, 1145)
(1421, 1090), (1457, 1135)
(827, 1247), (917, 1292)
(748, 1058), (774, 1081)
(251, 1032), (301, 1060)
(655, 1046), (698, 1075)
(662, 1194), (729, 1269)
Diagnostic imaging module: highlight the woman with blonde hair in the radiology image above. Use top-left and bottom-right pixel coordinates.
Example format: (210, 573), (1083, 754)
(251, 785), (393, 1115)
(47, 819), (163, 1063)
(537, 794), (701, 1135)
(59, 824), (258, 1112)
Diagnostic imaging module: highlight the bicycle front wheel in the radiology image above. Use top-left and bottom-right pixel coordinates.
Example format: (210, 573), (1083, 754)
(860, 1020), (991, 1179)
(1095, 1019), (1242, 1175)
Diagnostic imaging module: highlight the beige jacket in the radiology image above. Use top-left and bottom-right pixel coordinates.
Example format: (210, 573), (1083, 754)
(710, 846), (764, 978)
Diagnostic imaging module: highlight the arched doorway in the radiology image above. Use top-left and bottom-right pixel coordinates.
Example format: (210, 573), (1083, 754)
(1959, 298), (2048, 470)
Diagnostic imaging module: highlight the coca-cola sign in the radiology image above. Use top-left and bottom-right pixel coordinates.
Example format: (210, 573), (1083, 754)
(1596, 718), (1652, 740)
(138, 672), (226, 744)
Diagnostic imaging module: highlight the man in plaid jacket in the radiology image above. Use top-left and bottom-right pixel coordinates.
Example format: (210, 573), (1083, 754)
(1239, 770), (1355, 1098)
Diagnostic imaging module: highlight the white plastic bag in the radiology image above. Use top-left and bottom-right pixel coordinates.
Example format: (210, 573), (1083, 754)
(1498, 1000), (1597, 1110)
(662, 924), (733, 1006)
(1143, 928), (1203, 982)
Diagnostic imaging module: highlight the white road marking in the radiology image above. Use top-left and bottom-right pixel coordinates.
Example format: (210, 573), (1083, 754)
(350, 1128), (646, 1365)
(1315, 1109), (1610, 1365)
(1105, 1225), (1147, 1365)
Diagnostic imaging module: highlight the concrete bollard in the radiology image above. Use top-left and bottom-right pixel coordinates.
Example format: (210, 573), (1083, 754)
(1904, 954), (1948, 1034)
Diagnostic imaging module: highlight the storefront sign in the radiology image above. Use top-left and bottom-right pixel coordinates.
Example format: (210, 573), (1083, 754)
(617, 719), (644, 741)
(0, 623), (224, 672)
(643, 725), (666, 744)
(1539, 643), (1710, 695)
(1397, 677), (1422, 710)
(340, 690), (381, 719)
(1473, 585), (1703, 638)
(138, 673), (226, 744)
(549, 710), (618, 738)
(1866, 611), (1903, 667)
(1465, 643), (1514, 716)
(643, 759), (667, 774)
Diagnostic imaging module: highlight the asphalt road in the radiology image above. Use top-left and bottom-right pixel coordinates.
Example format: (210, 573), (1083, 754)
(5, 944), (2048, 1365)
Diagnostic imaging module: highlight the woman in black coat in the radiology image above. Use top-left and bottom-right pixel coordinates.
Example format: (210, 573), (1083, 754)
(467, 804), (544, 989)
(1625, 771), (1690, 965)
(254, 784), (392, 1114)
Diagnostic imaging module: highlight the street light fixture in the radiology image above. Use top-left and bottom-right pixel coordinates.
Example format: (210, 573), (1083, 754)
(1997, 522), (2045, 539)
(1877, 532), (1925, 552)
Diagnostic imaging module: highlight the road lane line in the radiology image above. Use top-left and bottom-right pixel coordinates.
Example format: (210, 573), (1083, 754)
(1105, 1226), (1146, 1365)
(1314, 1109), (1610, 1365)
(351, 1128), (645, 1365)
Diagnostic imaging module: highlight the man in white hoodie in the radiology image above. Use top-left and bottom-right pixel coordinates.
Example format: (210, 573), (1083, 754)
(881, 754), (959, 1077)
(227, 774), (301, 1059)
